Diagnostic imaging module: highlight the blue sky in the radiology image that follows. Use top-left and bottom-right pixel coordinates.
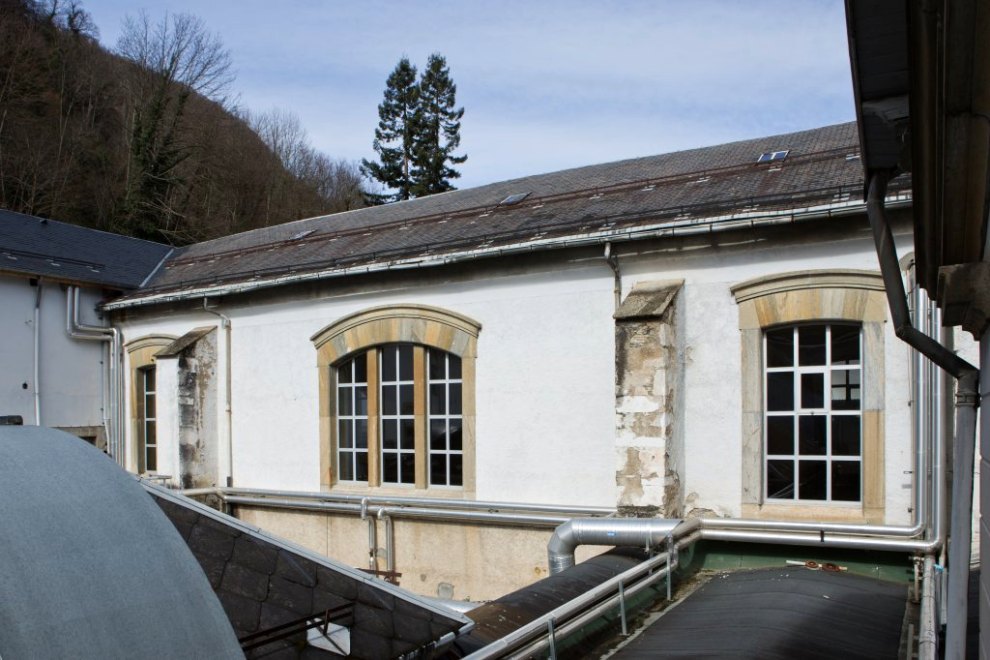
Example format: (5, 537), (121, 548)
(82, 1), (854, 190)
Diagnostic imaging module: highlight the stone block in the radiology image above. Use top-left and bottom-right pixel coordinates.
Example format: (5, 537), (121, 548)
(353, 602), (394, 638)
(313, 588), (350, 613)
(218, 589), (262, 635)
(392, 608), (432, 642)
(267, 574), (314, 615)
(187, 523), (235, 561)
(348, 628), (392, 660)
(275, 551), (318, 588)
(356, 582), (395, 612)
(393, 596), (434, 623)
(259, 601), (300, 630)
(221, 563), (270, 602)
(197, 554), (227, 590)
(316, 565), (358, 601)
(232, 537), (279, 575)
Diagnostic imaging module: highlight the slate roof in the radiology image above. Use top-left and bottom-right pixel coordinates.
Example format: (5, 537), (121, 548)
(0, 208), (172, 289)
(111, 121), (910, 307)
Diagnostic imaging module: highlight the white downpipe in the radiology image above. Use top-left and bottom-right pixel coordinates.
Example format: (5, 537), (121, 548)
(32, 281), (42, 425)
(202, 298), (233, 487)
(66, 286), (123, 466)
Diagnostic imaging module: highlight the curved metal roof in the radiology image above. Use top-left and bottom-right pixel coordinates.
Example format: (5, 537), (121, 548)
(0, 426), (242, 659)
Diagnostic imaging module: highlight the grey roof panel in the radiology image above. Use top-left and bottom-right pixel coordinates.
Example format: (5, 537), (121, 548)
(0, 208), (172, 289)
(125, 122), (900, 302)
(0, 426), (242, 659)
(612, 567), (906, 659)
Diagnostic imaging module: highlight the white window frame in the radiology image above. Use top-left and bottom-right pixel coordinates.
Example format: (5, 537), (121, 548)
(426, 348), (464, 488)
(764, 323), (863, 503)
(335, 355), (369, 484)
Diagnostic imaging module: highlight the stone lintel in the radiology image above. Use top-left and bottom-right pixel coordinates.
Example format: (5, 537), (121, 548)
(937, 262), (990, 337)
(614, 279), (684, 321)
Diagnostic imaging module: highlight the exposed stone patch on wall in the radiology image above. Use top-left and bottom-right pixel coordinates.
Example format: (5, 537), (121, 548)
(169, 329), (219, 489)
(614, 280), (684, 516)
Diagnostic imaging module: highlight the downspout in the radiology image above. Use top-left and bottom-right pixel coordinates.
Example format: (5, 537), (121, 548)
(202, 298), (234, 487)
(33, 280), (42, 425)
(865, 171), (979, 660)
(66, 286), (122, 466)
(604, 242), (621, 311)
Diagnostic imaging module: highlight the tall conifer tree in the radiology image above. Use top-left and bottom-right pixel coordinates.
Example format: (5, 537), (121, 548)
(411, 53), (467, 196)
(360, 58), (419, 203)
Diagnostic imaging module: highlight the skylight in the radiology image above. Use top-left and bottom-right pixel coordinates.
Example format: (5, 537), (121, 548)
(499, 192), (530, 206)
(757, 150), (789, 163)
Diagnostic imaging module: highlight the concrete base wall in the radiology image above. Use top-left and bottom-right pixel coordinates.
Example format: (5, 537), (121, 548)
(236, 507), (602, 601)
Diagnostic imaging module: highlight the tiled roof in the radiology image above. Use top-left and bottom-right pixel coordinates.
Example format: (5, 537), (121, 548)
(0, 209), (172, 289)
(119, 122), (904, 305)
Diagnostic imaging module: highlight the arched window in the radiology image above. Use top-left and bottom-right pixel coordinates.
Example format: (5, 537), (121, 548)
(312, 305), (480, 492)
(731, 270), (886, 521)
(125, 334), (177, 475)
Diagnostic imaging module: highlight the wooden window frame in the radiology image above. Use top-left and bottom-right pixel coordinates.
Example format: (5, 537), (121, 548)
(312, 305), (480, 496)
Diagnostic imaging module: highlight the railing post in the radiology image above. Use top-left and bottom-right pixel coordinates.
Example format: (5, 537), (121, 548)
(547, 617), (557, 659)
(618, 580), (628, 636)
(666, 534), (674, 601)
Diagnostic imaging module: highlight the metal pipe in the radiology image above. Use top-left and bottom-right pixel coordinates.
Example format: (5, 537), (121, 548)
(202, 298), (234, 487)
(945, 372), (979, 660)
(222, 495), (572, 527)
(865, 172), (979, 659)
(699, 527), (943, 552)
(604, 241), (621, 311)
(469, 530), (701, 660)
(32, 280), (42, 425)
(66, 286), (123, 465)
(207, 486), (613, 516)
(378, 508), (394, 573)
(918, 554), (938, 659)
(547, 518), (690, 574)
(360, 497), (376, 572)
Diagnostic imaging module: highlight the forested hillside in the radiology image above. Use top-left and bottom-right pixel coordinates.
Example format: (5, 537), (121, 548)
(0, 0), (364, 245)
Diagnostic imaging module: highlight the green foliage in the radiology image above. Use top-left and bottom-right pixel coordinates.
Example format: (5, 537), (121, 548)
(362, 53), (466, 203)
(361, 57), (419, 204)
(411, 54), (466, 197)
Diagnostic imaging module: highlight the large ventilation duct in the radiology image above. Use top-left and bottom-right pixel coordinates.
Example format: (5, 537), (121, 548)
(548, 518), (692, 574)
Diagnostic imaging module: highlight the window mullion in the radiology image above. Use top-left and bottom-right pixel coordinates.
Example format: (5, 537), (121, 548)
(413, 346), (427, 489)
(367, 350), (380, 487)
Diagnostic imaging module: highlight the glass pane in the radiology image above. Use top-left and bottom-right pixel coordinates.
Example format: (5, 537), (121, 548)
(145, 420), (157, 445)
(145, 392), (156, 419)
(767, 460), (794, 499)
(355, 452), (368, 481)
(450, 423), (462, 451)
(338, 360), (352, 384)
(382, 454), (397, 483)
(831, 370), (861, 410)
(832, 461), (861, 501)
(428, 349), (445, 380)
(354, 420), (368, 449)
(766, 416), (794, 455)
(382, 346), (396, 382)
(831, 326), (860, 365)
(338, 389), (352, 415)
(430, 420), (447, 450)
(449, 355), (462, 379)
(798, 325), (826, 366)
(339, 451), (353, 481)
(449, 383), (462, 415)
(798, 415), (826, 455)
(430, 384), (446, 415)
(355, 386), (368, 416)
(767, 373), (794, 411)
(382, 420), (397, 449)
(798, 460), (827, 499)
(766, 328), (793, 367)
(399, 453), (415, 484)
(800, 373), (824, 409)
(338, 421), (352, 448)
(832, 416), (860, 455)
(430, 455), (446, 486)
(400, 419), (415, 449)
(146, 445), (157, 471)
(382, 385), (396, 415)
(399, 384), (414, 415)
(399, 345), (414, 381)
(450, 455), (463, 486)
(354, 353), (367, 382)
